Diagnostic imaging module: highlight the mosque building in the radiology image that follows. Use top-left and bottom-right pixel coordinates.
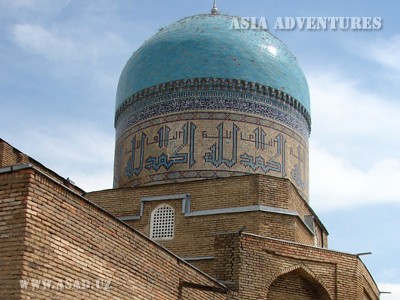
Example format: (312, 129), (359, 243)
(0, 3), (380, 300)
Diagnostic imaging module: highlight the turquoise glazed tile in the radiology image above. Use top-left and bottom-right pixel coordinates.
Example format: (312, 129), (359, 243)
(116, 14), (310, 113)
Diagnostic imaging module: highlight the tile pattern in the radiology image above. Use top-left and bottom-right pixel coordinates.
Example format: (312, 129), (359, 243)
(114, 116), (309, 198)
(116, 14), (310, 111)
(115, 77), (311, 139)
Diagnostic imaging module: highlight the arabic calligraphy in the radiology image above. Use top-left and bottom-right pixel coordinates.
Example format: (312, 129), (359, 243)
(145, 153), (188, 171)
(158, 125), (170, 148)
(144, 122), (197, 172)
(204, 122), (239, 168)
(125, 133), (147, 177)
(240, 127), (274, 149)
(291, 145), (306, 189)
(121, 119), (308, 193)
(240, 134), (286, 175)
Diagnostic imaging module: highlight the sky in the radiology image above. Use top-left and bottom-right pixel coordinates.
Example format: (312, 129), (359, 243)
(1, 0), (399, 298)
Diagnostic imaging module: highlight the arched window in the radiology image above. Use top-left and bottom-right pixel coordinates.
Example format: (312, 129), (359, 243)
(150, 204), (175, 240)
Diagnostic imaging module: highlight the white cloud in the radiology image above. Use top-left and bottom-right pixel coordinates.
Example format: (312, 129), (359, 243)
(12, 23), (129, 64)
(0, 0), (71, 15)
(345, 34), (400, 86)
(4, 3), (136, 192)
(379, 268), (400, 282)
(366, 35), (400, 71)
(379, 283), (400, 300)
(12, 24), (76, 61)
(9, 120), (115, 192)
(309, 70), (400, 143)
(308, 70), (400, 211)
(310, 141), (400, 211)
(10, 21), (131, 101)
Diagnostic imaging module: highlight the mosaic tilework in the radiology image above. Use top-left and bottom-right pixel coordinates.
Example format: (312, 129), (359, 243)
(117, 111), (308, 150)
(115, 78), (311, 139)
(114, 118), (309, 199)
(116, 14), (310, 111)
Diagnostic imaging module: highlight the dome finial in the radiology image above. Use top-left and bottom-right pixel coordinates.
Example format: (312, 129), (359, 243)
(211, 0), (219, 15)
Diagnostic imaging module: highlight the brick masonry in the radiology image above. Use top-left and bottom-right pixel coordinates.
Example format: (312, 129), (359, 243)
(87, 173), (330, 280)
(214, 232), (380, 300)
(0, 169), (31, 300)
(0, 139), (379, 299)
(87, 174), (327, 256)
(0, 140), (29, 167)
(0, 166), (228, 299)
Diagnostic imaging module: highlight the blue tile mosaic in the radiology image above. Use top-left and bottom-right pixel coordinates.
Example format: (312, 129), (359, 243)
(116, 14), (310, 113)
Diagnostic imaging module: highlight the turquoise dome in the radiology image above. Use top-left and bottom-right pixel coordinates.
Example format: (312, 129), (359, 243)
(116, 14), (310, 113)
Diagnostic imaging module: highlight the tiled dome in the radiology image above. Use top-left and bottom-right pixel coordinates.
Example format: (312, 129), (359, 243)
(116, 14), (310, 113)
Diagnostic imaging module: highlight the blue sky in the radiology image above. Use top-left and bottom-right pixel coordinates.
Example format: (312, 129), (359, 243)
(1, 0), (399, 297)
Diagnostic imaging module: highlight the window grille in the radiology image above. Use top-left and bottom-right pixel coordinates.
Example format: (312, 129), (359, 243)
(150, 204), (175, 240)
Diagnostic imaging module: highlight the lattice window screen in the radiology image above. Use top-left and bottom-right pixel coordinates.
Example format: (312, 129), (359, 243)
(150, 204), (175, 240)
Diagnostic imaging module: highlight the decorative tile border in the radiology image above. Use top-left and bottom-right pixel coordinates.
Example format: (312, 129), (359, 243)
(115, 78), (311, 137)
(116, 111), (308, 149)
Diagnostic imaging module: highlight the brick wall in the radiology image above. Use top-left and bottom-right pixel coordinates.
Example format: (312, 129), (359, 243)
(267, 269), (331, 300)
(0, 167), (228, 299)
(1, 141), (379, 300)
(259, 175), (328, 246)
(87, 175), (261, 215)
(0, 170), (32, 300)
(214, 232), (380, 300)
(87, 174), (326, 263)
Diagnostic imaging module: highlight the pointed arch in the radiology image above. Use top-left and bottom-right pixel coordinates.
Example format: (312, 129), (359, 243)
(267, 265), (333, 300)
